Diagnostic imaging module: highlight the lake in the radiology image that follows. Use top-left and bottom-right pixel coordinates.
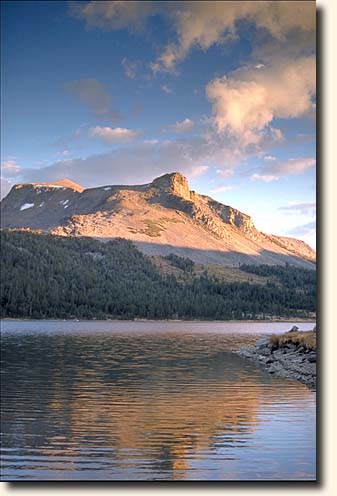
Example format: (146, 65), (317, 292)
(1, 320), (316, 481)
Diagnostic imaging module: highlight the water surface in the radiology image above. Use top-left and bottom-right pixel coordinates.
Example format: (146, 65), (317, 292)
(1, 320), (316, 481)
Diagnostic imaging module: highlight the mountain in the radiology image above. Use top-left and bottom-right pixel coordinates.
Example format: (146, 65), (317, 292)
(1, 172), (315, 268)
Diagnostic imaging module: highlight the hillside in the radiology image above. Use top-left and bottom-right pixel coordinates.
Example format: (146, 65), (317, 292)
(0, 172), (316, 269)
(1, 231), (316, 320)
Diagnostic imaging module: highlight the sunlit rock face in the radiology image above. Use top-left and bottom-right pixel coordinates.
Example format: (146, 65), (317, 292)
(150, 172), (191, 200)
(0, 172), (316, 268)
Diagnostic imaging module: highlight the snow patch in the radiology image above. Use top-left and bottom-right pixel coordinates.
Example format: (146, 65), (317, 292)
(20, 203), (34, 211)
(34, 184), (65, 189)
(104, 187), (111, 191)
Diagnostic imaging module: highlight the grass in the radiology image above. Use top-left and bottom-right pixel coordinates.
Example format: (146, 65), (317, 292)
(127, 218), (184, 237)
(151, 258), (270, 285)
(269, 330), (316, 351)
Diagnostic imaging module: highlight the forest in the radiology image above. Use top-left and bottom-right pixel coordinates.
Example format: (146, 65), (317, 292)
(1, 230), (316, 320)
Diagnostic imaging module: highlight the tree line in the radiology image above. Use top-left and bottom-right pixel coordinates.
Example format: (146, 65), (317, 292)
(1, 230), (316, 320)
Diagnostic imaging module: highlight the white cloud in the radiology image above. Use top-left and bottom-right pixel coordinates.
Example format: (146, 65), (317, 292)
(88, 126), (138, 143)
(210, 185), (234, 194)
(250, 173), (280, 183)
(189, 165), (209, 177)
(170, 118), (194, 133)
(161, 84), (172, 94)
(250, 157), (316, 182)
(264, 155), (276, 162)
(206, 56), (315, 146)
(1, 158), (21, 177)
(65, 79), (120, 121)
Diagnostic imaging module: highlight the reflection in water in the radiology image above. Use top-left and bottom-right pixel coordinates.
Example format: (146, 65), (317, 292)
(1, 324), (316, 480)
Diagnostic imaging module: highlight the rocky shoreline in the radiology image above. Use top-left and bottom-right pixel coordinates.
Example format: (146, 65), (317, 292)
(236, 331), (316, 389)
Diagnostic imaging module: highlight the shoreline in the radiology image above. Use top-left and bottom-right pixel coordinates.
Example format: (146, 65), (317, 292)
(235, 333), (316, 388)
(1, 317), (316, 324)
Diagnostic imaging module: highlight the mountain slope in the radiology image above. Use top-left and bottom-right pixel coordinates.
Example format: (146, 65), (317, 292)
(1, 230), (316, 320)
(1, 172), (316, 268)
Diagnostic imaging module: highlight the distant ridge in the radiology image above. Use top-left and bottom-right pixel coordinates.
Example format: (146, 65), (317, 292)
(15, 178), (85, 192)
(1, 172), (316, 269)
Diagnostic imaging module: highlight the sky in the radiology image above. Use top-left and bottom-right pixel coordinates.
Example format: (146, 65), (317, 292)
(1, 0), (316, 248)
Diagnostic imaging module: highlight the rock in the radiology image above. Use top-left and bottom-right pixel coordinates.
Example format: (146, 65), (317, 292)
(235, 336), (316, 389)
(289, 325), (299, 332)
(258, 347), (271, 356)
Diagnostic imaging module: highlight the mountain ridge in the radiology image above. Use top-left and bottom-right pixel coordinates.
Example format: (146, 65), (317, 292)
(1, 172), (315, 268)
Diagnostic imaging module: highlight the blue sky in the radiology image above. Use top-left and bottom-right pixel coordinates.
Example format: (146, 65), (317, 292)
(1, 1), (316, 248)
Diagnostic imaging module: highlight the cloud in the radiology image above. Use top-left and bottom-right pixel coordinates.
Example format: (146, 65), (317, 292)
(161, 84), (172, 94)
(264, 155), (276, 162)
(170, 118), (194, 133)
(65, 79), (120, 121)
(1, 159), (21, 199)
(206, 56), (315, 146)
(279, 202), (316, 216)
(250, 157), (315, 182)
(250, 173), (279, 183)
(216, 169), (234, 178)
(70, 2), (315, 74)
(53, 126), (86, 150)
(143, 139), (159, 145)
(210, 185), (234, 194)
(88, 126), (138, 143)
(15, 134), (227, 189)
(69, 0), (157, 32)
(1, 158), (21, 178)
(121, 57), (141, 79)
(288, 221), (316, 237)
(189, 165), (209, 177)
(151, 1), (316, 73)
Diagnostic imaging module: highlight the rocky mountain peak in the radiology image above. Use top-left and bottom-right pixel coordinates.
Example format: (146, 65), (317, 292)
(0, 171), (316, 268)
(150, 172), (190, 199)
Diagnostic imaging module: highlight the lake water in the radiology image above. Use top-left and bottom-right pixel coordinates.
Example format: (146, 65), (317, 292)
(1, 320), (316, 481)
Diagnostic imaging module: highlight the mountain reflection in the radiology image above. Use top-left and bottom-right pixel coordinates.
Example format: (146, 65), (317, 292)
(2, 329), (314, 480)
